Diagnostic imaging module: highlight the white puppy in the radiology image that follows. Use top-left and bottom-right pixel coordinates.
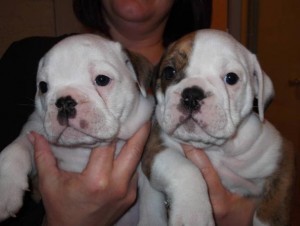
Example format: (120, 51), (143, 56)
(138, 29), (294, 226)
(0, 34), (154, 224)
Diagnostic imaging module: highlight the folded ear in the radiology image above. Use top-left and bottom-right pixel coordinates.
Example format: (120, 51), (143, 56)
(124, 50), (154, 97)
(252, 54), (275, 121)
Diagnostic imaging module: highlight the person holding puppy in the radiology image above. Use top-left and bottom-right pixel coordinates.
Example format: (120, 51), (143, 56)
(0, 0), (257, 225)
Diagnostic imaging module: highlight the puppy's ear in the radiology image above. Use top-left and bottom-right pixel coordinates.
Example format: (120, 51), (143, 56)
(252, 54), (274, 121)
(124, 50), (154, 97)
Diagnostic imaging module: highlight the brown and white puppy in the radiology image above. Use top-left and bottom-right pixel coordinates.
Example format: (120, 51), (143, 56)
(0, 34), (154, 225)
(138, 29), (294, 226)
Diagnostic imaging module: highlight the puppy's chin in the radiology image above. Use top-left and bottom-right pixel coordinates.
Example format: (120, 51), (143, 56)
(54, 138), (111, 148)
(161, 117), (232, 148)
(46, 128), (114, 148)
(171, 126), (227, 149)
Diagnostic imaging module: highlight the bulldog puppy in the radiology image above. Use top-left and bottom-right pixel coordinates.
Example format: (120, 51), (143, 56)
(139, 29), (294, 226)
(0, 34), (154, 224)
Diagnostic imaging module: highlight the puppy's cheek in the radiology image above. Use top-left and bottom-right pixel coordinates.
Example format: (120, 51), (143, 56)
(43, 108), (63, 134)
(68, 108), (118, 139)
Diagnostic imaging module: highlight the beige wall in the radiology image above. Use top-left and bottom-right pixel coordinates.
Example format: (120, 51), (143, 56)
(0, 0), (84, 57)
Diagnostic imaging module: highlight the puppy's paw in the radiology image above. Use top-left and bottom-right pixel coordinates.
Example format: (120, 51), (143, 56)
(0, 174), (28, 221)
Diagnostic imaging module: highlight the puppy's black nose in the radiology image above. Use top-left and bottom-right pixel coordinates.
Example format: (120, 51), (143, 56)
(56, 96), (77, 125)
(181, 86), (205, 111)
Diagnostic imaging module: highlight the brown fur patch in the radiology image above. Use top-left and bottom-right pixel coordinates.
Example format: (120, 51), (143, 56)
(125, 49), (153, 95)
(142, 121), (166, 179)
(256, 139), (295, 226)
(157, 32), (196, 94)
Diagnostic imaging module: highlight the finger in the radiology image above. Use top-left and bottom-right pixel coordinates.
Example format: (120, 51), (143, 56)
(182, 144), (226, 196)
(114, 122), (151, 181)
(118, 173), (138, 211)
(28, 131), (59, 178)
(124, 172), (138, 204)
(83, 143), (115, 178)
(110, 173), (139, 222)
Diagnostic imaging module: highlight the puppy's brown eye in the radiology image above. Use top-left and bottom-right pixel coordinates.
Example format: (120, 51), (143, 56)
(39, 81), (48, 93)
(224, 72), (239, 85)
(95, 75), (110, 86)
(162, 66), (176, 80)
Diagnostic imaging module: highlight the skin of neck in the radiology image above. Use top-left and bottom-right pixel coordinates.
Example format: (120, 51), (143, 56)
(102, 10), (169, 65)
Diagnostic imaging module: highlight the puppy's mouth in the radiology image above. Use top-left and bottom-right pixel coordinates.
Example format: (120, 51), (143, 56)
(49, 126), (111, 147)
(170, 113), (207, 135)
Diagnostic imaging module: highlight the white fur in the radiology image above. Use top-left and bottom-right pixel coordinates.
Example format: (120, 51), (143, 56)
(0, 34), (154, 223)
(139, 29), (281, 226)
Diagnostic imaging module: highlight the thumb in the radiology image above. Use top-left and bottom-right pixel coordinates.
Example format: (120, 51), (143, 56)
(182, 144), (225, 196)
(28, 131), (59, 178)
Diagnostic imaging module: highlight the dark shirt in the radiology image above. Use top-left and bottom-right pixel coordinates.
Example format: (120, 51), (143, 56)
(0, 34), (71, 226)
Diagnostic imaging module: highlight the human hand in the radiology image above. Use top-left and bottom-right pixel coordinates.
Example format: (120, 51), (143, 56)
(28, 122), (150, 226)
(182, 145), (258, 226)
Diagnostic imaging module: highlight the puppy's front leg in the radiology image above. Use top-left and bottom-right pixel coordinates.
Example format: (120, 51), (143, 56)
(138, 166), (168, 226)
(151, 149), (215, 226)
(0, 135), (33, 220)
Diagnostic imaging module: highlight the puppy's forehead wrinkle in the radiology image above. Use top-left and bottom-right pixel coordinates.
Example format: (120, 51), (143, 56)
(43, 35), (124, 71)
(191, 31), (249, 66)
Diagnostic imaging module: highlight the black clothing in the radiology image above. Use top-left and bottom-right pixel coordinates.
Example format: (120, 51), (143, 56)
(0, 35), (70, 150)
(0, 34), (71, 226)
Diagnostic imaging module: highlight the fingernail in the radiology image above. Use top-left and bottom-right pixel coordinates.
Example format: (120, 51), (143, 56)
(181, 144), (193, 151)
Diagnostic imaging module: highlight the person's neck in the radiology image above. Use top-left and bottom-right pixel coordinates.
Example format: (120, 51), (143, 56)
(105, 20), (166, 65)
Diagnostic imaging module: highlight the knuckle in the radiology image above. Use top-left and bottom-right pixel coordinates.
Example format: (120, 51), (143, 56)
(115, 185), (137, 207)
(214, 204), (230, 220)
(86, 177), (110, 193)
(114, 185), (128, 200)
(125, 187), (137, 204)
